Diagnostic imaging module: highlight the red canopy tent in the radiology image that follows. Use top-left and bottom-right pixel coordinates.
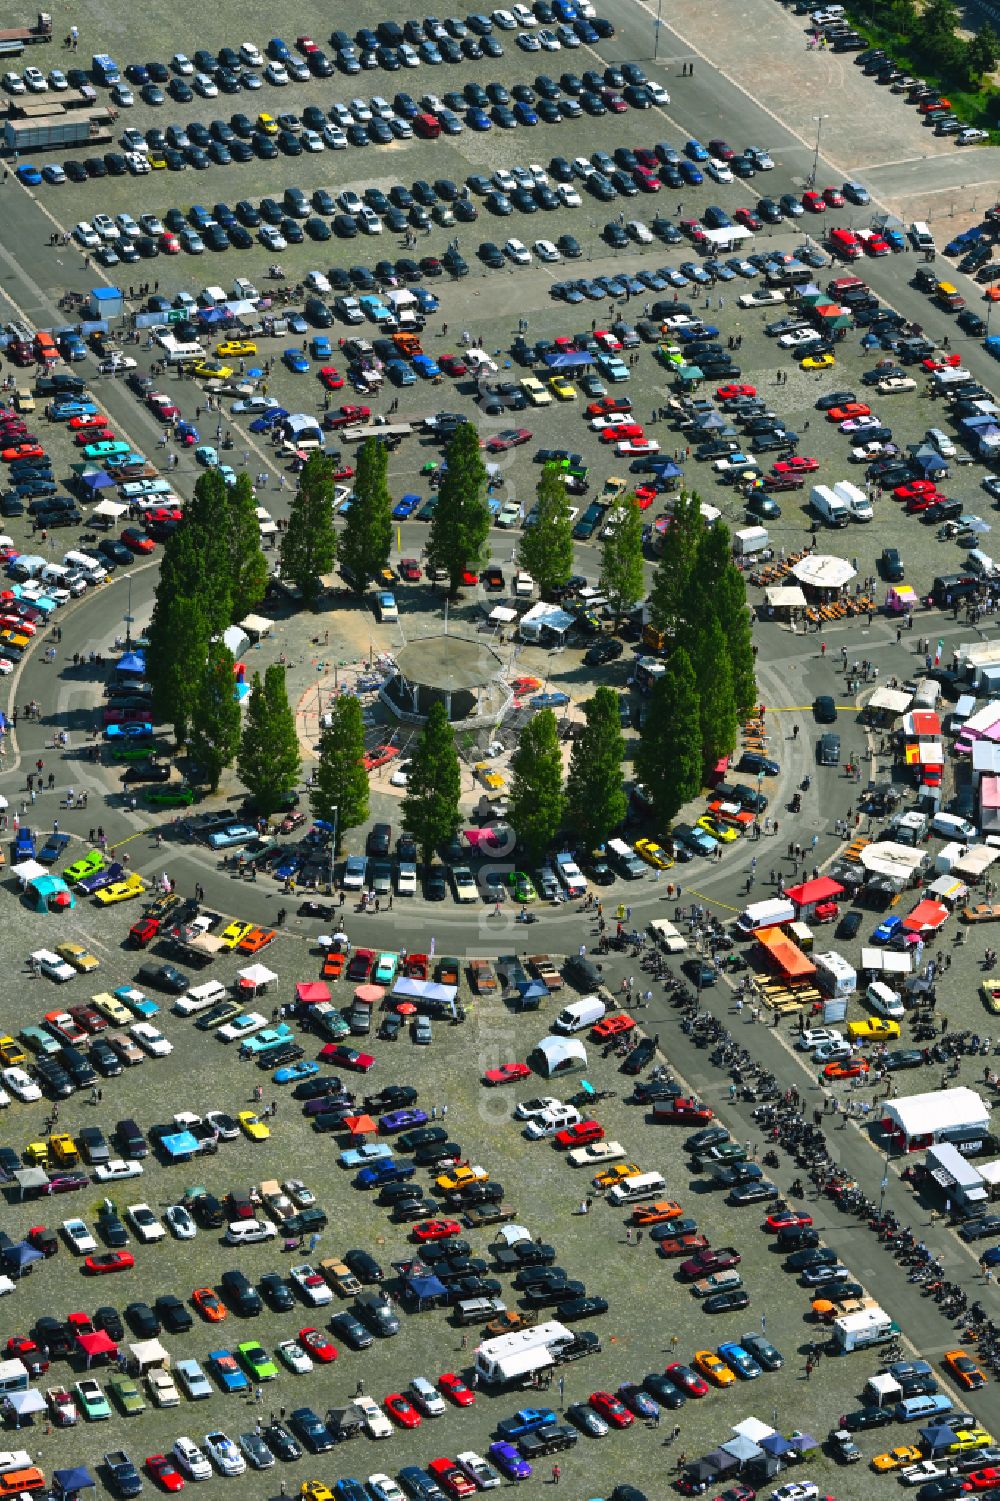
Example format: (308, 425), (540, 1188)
(295, 981), (331, 1005)
(345, 1114), (377, 1137)
(76, 1330), (118, 1367)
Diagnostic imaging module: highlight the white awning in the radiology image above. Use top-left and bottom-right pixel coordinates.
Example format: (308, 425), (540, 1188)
(955, 845), (1000, 878)
(238, 963), (278, 987)
(764, 585), (806, 608)
(868, 686), (912, 714)
(92, 499), (128, 520)
(791, 554), (857, 590)
(239, 614), (272, 638)
(858, 842), (926, 883)
(489, 607), (517, 624)
(860, 948), (913, 974)
(12, 859), (46, 884)
(885, 1086), (990, 1143)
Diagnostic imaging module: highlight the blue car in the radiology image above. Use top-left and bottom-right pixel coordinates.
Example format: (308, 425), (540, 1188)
(273, 1060), (319, 1085)
(413, 288), (439, 312)
(979, 1245), (1000, 1267)
(105, 722), (154, 739)
(718, 1341), (762, 1379)
(274, 851), (302, 881)
(386, 359), (416, 386)
(176, 420), (200, 442)
(496, 1408), (557, 1440)
(209, 1349), (249, 1393)
(78, 862), (125, 896)
(334, 1482), (366, 1501)
(206, 823), (256, 850)
(283, 348), (309, 373)
(685, 138), (709, 161)
(249, 406), (288, 433)
(353, 1160), (415, 1190)
(49, 401), (98, 420)
(113, 982), (159, 1017)
(14, 827), (35, 860)
(392, 494), (421, 519)
(310, 336), (332, 359)
(679, 162), (703, 185)
(466, 108), (492, 130)
(412, 354), (441, 380)
(488, 1443), (531, 1481)
(39, 831), (71, 866)
(514, 102), (538, 125)
(872, 915), (903, 945)
(531, 692), (570, 708)
(339, 1143), (393, 1169)
(16, 164), (42, 185)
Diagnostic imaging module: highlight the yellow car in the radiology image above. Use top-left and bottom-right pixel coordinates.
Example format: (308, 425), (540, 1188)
(521, 376), (553, 406)
(947, 1428), (993, 1452)
(91, 992), (132, 1026)
(238, 1111), (271, 1142)
(697, 816), (738, 844)
(846, 1018), (900, 1042)
(216, 340), (257, 358)
(257, 112), (278, 135)
(692, 1350), (735, 1388)
(147, 149), (166, 168)
(548, 374), (576, 401)
(0, 1036), (26, 1066)
(593, 1161), (642, 1189)
(871, 1446), (922, 1473)
(801, 352), (835, 370)
(13, 388), (34, 414)
(95, 873), (147, 905)
(50, 1131), (80, 1165)
(220, 920), (253, 950)
(301, 1484), (334, 1501)
(56, 942), (100, 974)
(25, 1141), (51, 1166)
(634, 839), (673, 869)
(436, 1164), (489, 1193)
(192, 360), (234, 382)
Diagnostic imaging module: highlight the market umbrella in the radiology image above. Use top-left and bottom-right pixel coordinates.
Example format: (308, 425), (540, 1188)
(345, 1114), (377, 1137)
(395, 1001), (417, 1016)
(51, 891), (74, 909)
(354, 984), (384, 1004)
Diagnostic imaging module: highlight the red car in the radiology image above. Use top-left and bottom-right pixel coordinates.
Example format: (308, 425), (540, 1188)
(716, 383), (756, 401)
(413, 1219), (462, 1243)
(396, 557), (420, 582)
(2, 442), (44, 462)
(121, 528), (156, 554)
(319, 365), (345, 390)
(823, 186), (845, 206)
(85, 1250), (135, 1275)
(146, 1456), (184, 1492)
(482, 1062), (532, 1086)
(635, 147), (659, 170)
(68, 413), (108, 430)
(657, 1233), (709, 1259)
(771, 456), (819, 475)
(967, 1469), (1000, 1491)
(385, 1392), (422, 1428)
(439, 355), (469, 377)
(765, 1211), (812, 1232)
(906, 493), (939, 514)
(589, 1391), (634, 1428)
(734, 208), (762, 231)
(634, 485), (658, 509)
(485, 428), (532, 452)
(599, 423), (644, 444)
(74, 429), (114, 446)
(147, 395), (180, 420)
(7, 1335), (47, 1374)
(824, 1057), (870, 1080)
(461, 568), (479, 587)
(67, 1004), (107, 1034)
(129, 917), (160, 948)
(554, 1120), (605, 1149)
(592, 1013), (635, 1040)
(605, 93), (627, 112)
(893, 480), (938, 501)
(438, 1372), (476, 1407)
(586, 396), (632, 416)
(428, 1460), (476, 1499)
(679, 1247), (741, 1279)
(298, 1327), (337, 1363)
(635, 169), (661, 192)
(826, 403), (870, 423)
(922, 353), (962, 371)
(665, 1362), (709, 1398)
(653, 1097), (713, 1125)
(326, 403), (371, 429)
(160, 232), (180, 254)
(317, 1044), (375, 1072)
(802, 190), (826, 213)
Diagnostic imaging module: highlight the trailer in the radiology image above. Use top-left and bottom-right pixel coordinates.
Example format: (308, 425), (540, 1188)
(527, 955), (563, 992)
(4, 109), (111, 151)
(468, 959), (498, 994)
(0, 14), (53, 57)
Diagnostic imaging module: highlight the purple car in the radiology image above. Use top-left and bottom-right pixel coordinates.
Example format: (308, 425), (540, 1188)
(378, 1108), (430, 1134)
(488, 1443), (531, 1481)
(77, 861), (125, 894)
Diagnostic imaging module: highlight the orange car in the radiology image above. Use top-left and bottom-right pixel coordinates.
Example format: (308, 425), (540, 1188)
(944, 1349), (987, 1390)
(633, 1200), (684, 1226)
(823, 1058), (870, 1081)
(238, 927), (276, 955)
(592, 1013), (636, 1041)
(692, 1350), (735, 1388)
(192, 1287), (226, 1321)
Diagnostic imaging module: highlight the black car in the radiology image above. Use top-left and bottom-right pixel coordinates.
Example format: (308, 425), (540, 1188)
(345, 1248), (384, 1282)
(97, 1205), (128, 1247)
(556, 1294), (609, 1321)
(136, 962), (189, 993)
(329, 1310), (374, 1349)
(263, 1423), (301, 1463)
(289, 1406), (333, 1453)
(844, 1406), (895, 1431)
(220, 1268), (262, 1315)
(703, 1289), (750, 1314)
(621, 1037), (656, 1075)
(125, 1301), (159, 1338)
(259, 1272), (296, 1311)
(155, 1294), (193, 1333)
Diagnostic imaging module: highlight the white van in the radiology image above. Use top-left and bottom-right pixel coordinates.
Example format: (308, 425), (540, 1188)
(931, 812), (978, 843)
(735, 898), (795, 935)
(9, 554), (45, 581)
(552, 995), (606, 1034)
(172, 979), (227, 1016)
(866, 980), (905, 1020)
(909, 221), (935, 252)
(607, 1171), (667, 1206)
(62, 550), (106, 584)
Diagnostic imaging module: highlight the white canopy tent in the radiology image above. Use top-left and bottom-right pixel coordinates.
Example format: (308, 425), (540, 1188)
(528, 1035), (587, 1078)
(858, 842), (926, 885)
(763, 585), (806, 609)
(11, 859), (46, 886)
(239, 613), (272, 639)
(868, 686), (912, 715)
(129, 1339), (170, 1373)
(883, 1086), (990, 1148)
(791, 554), (857, 590)
(92, 498), (128, 522)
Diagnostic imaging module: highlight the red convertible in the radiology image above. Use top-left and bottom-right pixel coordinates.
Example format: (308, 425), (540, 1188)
(765, 1211), (812, 1232)
(385, 1392), (422, 1427)
(771, 456), (819, 475)
(482, 1062), (532, 1086)
(298, 1327), (337, 1363)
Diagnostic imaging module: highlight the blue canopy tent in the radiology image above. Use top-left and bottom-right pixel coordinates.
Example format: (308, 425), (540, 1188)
(920, 1424), (959, 1456)
(540, 350), (594, 370)
(516, 980), (549, 1002)
(402, 1272), (447, 1309)
(115, 651), (146, 678)
(52, 1468), (96, 1499)
(759, 1433), (795, 1457)
(4, 1241), (43, 1275)
(721, 1436), (763, 1466)
(160, 1131), (202, 1162)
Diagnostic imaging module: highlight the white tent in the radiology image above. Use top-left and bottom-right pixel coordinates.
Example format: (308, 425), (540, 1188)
(858, 842), (926, 885)
(222, 624), (248, 657)
(528, 1035), (587, 1078)
(519, 601), (574, 643)
(129, 1339), (169, 1373)
(732, 1418), (776, 1444)
(237, 963), (278, 991)
(239, 614), (272, 639)
(791, 554), (857, 590)
(868, 686), (912, 715)
(92, 499), (128, 521)
(884, 1086), (990, 1148)
(11, 859), (46, 885)
(763, 585), (806, 609)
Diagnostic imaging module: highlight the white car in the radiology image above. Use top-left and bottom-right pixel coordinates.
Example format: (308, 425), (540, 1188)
(397, 862), (417, 896)
(147, 1368), (180, 1407)
(301, 129), (324, 152)
(868, 988), (905, 1020)
(23, 66), (47, 91)
(457, 1453), (501, 1489)
(173, 1439), (212, 1482)
(99, 354), (138, 373)
(206, 1110), (240, 1140)
(772, 1486), (818, 1501)
(32, 949), (75, 982)
(878, 376), (917, 394)
(408, 1377), (445, 1417)
(218, 1012), (267, 1043)
(590, 413), (633, 431)
(494, 167), (517, 194)
(264, 61), (289, 85)
(350, 97), (373, 120)
(359, 206), (382, 235)
(260, 226), (286, 252)
(538, 27), (561, 47)
(738, 288), (785, 307)
(647, 81), (670, 104)
(277, 1340), (313, 1374)
(556, 182), (581, 207)
(62, 1218), (97, 1255)
(126, 1203), (165, 1242)
(323, 123), (348, 149)
(139, 213), (165, 236)
(796, 1028), (844, 1052)
(706, 159), (734, 184)
(129, 1023), (172, 1057)
(390, 760), (411, 788)
(289, 1263), (333, 1305)
(900, 1462), (951, 1486)
(240, 40), (263, 66)
(165, 1204), (197, 1239)
(355, 1395), (393, 1439)
(223, 1219), (277, 1244)
(566, 1139), (624, 1167)
(3, 1067), (41, 1102)
(48, 69), (68, 90)
(514, 1095), (561, 1121)
(115, 212), (141, 240)
(512, 2), (538, 22)
(111, 83), (134, 106)
(204, 1432), (246, 1476)
(958, 127), (989, 144)
(814, 1039), (853, 1063)
(94, 1159), (144, 1182)
(171, 52), (194, 74)
(2, 71), (26, 94)
(926, 427), (956, 458)
(524, 1107), (582, 1140)
(284, 1178), (316, 1207)
(778, 329), (821, 349)
(533, 238), (561, 262)
(369, 1475), (406, 1501)
(493, 7), (517, 26)
(627, 221), (653, 244)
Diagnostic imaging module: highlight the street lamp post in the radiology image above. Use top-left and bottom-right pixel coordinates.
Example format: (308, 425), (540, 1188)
(808, 113), (829, 190)
(653, 0), (663, 60)
(328, 804), (339, 893)
(123, 575), (134, 649)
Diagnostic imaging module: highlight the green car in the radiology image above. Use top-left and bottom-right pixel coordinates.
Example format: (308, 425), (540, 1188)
(145, 783), (197, 807)
(374, 951), (399, 985)
(109, 741), (156, 762)
(237, 1341), (278, 1381)
(75, 1378), (111, 1420)
(109, 1375), (146, 1416)
(83, 439), (131, 459)
(508, 871), (538, 904)
(64, 849), (104, 883)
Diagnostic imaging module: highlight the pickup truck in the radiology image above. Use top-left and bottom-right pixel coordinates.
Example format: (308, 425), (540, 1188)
(259, 1179), (295, 1222)
(528, 955), (563, 992)
(469, 959), (498, 994)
